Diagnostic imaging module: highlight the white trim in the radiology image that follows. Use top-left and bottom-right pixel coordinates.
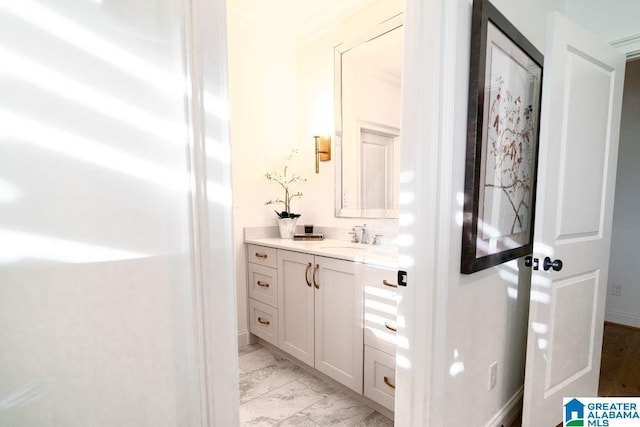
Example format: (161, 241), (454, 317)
(394, 0), (456, 425)
(180, 1), (209, 424)
(430, 0), (460, 425)
(237, 330), (251, 348)
(182, 0), (239, 425)
(484, 387), (524, 427)
(611, 33), (640, 59)
(605, 310), (640, 329)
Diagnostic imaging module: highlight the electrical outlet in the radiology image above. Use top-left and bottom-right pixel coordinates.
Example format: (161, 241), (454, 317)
(611, 283), (622, 296)
(489, 362), (498, 390)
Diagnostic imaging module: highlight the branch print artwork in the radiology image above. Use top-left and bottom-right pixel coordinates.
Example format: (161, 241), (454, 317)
(461, 1), (543, 273)
(476, 23), (541, 256)
(480, 68), (535, 243)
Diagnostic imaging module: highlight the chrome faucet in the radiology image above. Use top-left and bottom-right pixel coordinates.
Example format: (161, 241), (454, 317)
(354, 224), (369, 244)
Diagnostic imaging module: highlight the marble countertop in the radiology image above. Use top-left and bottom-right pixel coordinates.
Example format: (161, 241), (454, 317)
(244, 236), (398, 269)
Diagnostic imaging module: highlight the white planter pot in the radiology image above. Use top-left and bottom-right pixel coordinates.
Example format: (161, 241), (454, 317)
(277, 217), (298, 239)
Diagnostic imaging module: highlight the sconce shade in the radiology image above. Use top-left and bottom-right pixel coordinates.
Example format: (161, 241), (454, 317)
(314, 135), (331, 173)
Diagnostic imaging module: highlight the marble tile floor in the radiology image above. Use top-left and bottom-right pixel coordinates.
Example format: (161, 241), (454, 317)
(238, 342), (394, 426)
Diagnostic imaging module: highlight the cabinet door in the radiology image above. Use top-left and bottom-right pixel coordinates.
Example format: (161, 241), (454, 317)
(277, 250), (314, 366)
(314, 256), (363, 393)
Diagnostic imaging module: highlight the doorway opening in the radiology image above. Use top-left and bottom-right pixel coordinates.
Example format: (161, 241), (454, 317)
(598, 57), (640, 397)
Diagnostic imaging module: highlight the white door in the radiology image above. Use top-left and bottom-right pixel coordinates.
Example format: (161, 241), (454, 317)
(522, 12), (626, 426)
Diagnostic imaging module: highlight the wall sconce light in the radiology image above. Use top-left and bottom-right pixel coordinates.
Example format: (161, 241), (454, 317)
(314, 135), (331, 173)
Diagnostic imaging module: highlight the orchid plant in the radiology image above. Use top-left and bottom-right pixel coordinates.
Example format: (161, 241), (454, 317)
(265, 149), (306, 219)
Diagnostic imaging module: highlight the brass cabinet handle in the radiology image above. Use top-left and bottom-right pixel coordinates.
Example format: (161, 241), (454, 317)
(383, 279), (397, 288)
(257, 317), (270, 325)
(384, 322), (397, 332)
(255, 252), (268, 259)
(383, 376), (396, 389)
(313, 264), (320, 289)
(257, 281), (269, 288)
(305, 262), (312, 287)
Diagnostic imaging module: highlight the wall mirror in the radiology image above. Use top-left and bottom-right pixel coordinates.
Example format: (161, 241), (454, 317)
(334, 14), (403, 218)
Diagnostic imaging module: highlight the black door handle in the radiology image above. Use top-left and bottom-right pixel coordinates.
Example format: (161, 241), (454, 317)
(524, 256), (539, 270)
(543, 257), (563, 272)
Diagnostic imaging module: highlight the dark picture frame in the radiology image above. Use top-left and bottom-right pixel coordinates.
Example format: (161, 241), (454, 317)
(461, 0), (544, 274)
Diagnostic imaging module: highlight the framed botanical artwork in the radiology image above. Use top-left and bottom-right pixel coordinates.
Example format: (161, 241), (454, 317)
(461, 0), (544, 274)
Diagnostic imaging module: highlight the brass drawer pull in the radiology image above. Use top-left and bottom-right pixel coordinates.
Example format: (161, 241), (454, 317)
(383, 279), (397, 288)
(257, 317), (270, 325)
(257, 281), (269, 288)
(305, 262), (312, 287)
(255, 252), (268, 259)
(313, 264), (320, 289)
(384, 322), (397, 332)
(383, 376), (395, 389)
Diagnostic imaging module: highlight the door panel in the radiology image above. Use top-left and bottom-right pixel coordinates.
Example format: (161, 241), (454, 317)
(556, 51), (616, 241)
(546, 272), (597, 393)
(522, 11), (625, 426)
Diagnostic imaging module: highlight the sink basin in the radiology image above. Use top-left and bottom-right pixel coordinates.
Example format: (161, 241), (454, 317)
(319, 245), (366, 251)
(318, 244), (398, 260)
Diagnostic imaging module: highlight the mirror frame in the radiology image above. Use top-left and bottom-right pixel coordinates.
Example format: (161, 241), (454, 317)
(334, 13), (403, 219)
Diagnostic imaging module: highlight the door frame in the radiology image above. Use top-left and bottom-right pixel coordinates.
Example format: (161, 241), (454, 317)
(200, 0), (640, 425)
(181, 0), (240, 425)
(393, 0), (458, 425)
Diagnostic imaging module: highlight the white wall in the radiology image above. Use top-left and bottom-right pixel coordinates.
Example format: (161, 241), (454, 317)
(0, 0), (238, 425)
(606, 59), (640, 328)
(227, 10), (300, 344)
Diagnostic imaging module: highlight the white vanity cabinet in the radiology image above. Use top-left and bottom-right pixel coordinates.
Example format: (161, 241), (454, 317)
(247, 244), (279, 346)
(277, 249), (364, 393)
(362, 265), (398, 412)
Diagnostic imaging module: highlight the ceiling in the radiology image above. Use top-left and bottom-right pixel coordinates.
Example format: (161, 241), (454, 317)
(227, 0), (374, 39)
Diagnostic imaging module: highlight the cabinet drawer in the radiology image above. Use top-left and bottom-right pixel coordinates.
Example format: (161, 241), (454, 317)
(249, 299), (278, 346)
(248, 263), (278, 308)
(363, 266), (398, 354)
(248, 244), (277, 268)
(364, 318), (398, 355)
(362, 265), (399, 291)
(364, 345), (396, 412)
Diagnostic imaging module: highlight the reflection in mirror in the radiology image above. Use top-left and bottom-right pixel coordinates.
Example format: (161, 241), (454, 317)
(335, 14), (403, 218)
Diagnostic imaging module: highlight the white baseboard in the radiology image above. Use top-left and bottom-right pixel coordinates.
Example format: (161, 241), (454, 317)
(237, 329), (251, 349)
(605, 311), (640, 329)
(485, 386), (523, 427)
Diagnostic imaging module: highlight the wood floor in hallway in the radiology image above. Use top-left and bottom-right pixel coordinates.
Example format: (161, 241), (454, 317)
(598, 321), (640, 397)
